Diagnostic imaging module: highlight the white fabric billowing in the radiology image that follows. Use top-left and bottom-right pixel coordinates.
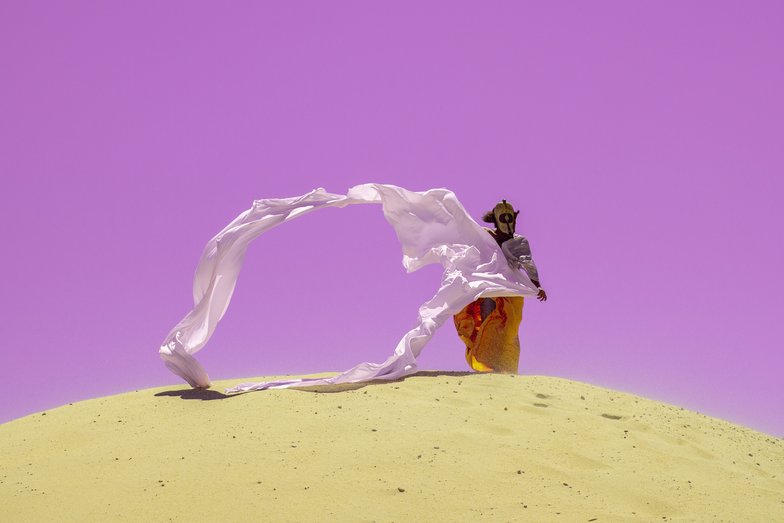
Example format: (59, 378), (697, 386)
(159, 184), (539, 393)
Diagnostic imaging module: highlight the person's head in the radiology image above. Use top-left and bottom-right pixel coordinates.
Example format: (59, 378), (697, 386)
(482, 199), (519, 236)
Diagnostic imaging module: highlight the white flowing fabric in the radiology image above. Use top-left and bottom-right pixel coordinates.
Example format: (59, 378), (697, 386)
(159, 184), (539, 393)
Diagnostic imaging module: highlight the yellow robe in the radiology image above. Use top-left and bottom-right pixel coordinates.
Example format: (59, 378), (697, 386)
(453, 296), (524, 373)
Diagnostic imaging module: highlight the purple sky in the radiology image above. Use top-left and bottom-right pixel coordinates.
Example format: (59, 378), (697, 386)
(1, 2), (782, 436)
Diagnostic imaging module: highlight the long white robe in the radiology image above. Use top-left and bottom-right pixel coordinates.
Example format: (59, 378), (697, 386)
(159, 184), (539, 393)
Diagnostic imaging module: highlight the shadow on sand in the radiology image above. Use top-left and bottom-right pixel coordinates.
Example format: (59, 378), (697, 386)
(155, 370), (479, 401)
(154, 388), (232, 401)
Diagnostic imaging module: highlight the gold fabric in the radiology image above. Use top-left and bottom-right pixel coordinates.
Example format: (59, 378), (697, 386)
(453, 296), (524, 373)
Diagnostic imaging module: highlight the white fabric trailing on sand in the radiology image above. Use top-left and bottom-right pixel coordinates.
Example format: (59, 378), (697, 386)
(159, 183), (539, 393)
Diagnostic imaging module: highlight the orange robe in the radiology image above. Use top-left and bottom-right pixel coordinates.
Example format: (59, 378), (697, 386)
(453, 296), (524, 373)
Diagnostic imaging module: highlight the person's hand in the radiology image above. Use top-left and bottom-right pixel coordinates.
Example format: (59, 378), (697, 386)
(536, 288), (547, 301)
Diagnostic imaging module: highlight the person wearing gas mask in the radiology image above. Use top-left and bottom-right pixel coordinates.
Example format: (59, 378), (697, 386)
(453, 200), (547, 373)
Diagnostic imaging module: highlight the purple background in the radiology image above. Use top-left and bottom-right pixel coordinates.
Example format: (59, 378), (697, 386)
(1, 2), (782, 436)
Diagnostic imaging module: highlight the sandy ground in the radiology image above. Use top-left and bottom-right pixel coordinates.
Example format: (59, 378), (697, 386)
(1, 372), (782, 522)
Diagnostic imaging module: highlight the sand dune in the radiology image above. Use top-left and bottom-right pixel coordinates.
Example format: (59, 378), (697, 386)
(2, 372), (782, 522)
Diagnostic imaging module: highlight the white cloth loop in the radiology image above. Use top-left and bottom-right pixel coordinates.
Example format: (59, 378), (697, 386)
(159, 184), (539, 393)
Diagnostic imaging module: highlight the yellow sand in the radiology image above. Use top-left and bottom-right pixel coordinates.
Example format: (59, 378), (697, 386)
(1, 373), (782, 522)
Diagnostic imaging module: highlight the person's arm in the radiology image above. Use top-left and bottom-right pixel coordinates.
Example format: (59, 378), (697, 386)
(501, 236), (547, 301)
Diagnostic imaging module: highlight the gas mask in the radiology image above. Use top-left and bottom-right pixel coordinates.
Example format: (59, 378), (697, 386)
(493, 200), (518, 235)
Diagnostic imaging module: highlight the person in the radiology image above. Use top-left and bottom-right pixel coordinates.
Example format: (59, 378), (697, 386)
(453, 200), (547, 373)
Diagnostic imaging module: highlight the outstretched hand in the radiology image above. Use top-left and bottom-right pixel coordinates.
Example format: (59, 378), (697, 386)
(536, 288), (548, 301)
